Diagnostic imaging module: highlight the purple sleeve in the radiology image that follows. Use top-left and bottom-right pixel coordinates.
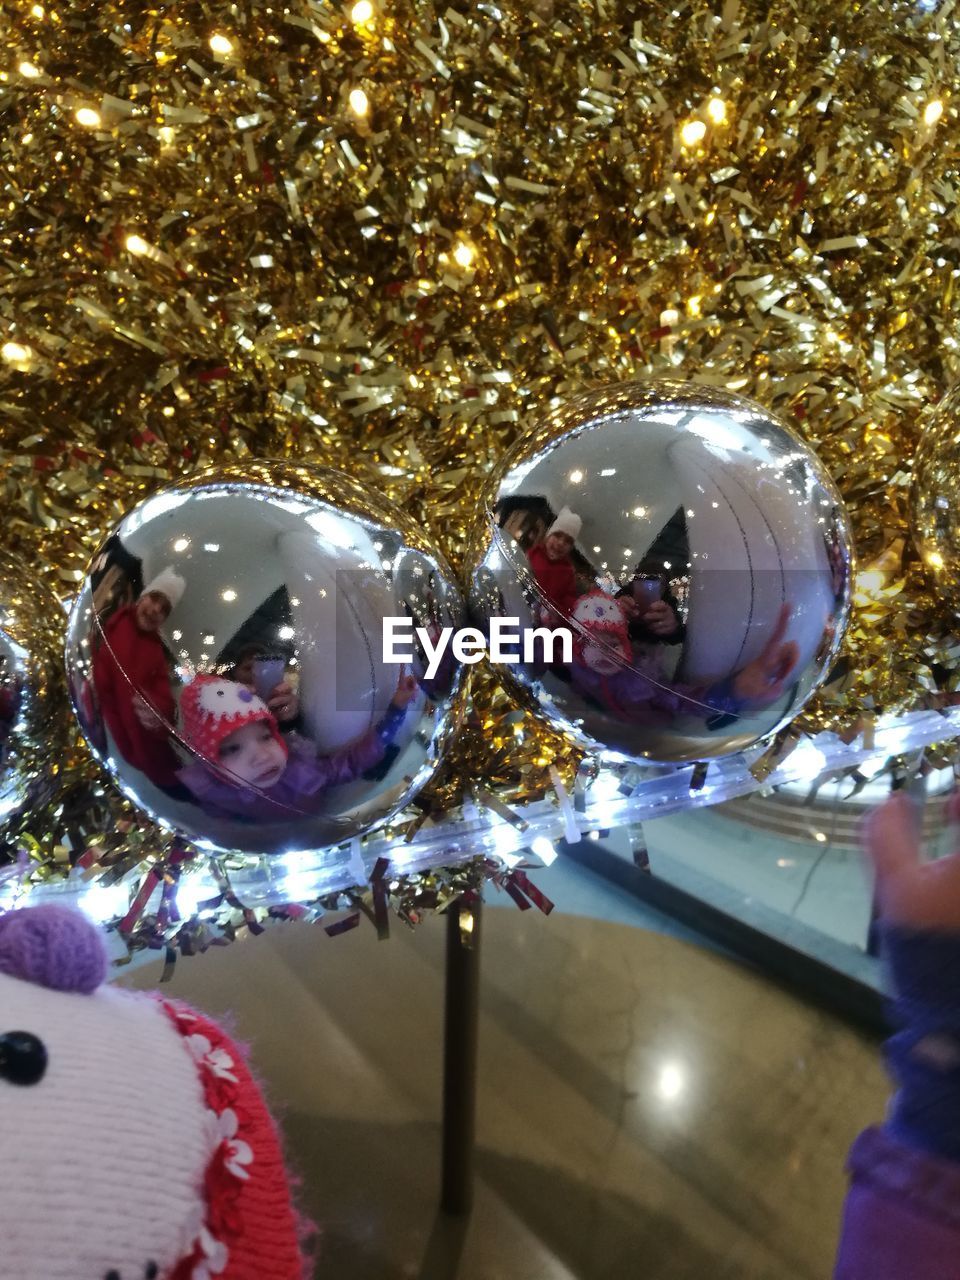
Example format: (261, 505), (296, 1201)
(310, 729), (385, 788)
(881, 925), (960, 1163)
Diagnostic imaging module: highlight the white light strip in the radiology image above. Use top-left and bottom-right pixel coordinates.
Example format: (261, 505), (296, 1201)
(4, 708), (959, 918)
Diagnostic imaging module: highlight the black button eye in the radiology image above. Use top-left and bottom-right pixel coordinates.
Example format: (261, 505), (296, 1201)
(0, 1031), (48, 1086)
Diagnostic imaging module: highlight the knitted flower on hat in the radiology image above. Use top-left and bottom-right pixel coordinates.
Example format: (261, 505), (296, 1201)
(571, 591), (632, 671)
(179, 675), (287, 768)
(0, 904), (310, 1279)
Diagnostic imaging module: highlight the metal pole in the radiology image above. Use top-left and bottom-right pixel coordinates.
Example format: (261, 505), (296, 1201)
(440, 894), (482, 1215)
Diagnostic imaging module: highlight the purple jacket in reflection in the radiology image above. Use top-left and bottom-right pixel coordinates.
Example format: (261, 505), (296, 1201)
(569, 648), (717, 725)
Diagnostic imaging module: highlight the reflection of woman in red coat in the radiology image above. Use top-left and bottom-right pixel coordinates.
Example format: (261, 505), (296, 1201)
(527, 507), (582, 621)
(91, 569), (184, 791)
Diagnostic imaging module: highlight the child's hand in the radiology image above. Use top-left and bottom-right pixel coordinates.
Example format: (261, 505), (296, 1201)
(390, 673), (418, 709)
(864, 790), (960, 931)
(731, 603), (799, 705)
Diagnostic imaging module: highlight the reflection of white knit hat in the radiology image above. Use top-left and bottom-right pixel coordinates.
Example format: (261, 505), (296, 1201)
(141, 566), (185, 610)
(548, 507), (582, 540)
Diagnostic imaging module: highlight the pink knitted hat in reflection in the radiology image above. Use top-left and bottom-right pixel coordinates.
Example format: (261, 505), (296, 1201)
(178, 674), (288, 768)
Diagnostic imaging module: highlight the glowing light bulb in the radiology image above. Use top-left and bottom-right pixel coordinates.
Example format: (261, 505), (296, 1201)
(18, 60), (40, 78)
(125, 234), (149, 256)
(75, 107), (101, 128)
(569, 469), (584, 484)
(221, 588), (237, 602)
(172, 538), (190, 552)
(351, 0), (374, 24)
(1, 342), (31, 365)
(31, 3), (44, 16)
(680, 119), (707, 146)
(209, 33), (233, 55)
(348, 87), (369, 117)
(924, 99), (944, 126)
(530, 836), (557, 866)
(453, 240), (475, 268)
(656, 1062), (686, 1101)
(927, 550), (945, 569)
(159, 126), (176, 147)
(707, 97), (727, 123)
(686, 295), (702, 317)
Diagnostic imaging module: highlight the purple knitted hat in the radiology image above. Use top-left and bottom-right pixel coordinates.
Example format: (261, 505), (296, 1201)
(0, 904), (107, 993)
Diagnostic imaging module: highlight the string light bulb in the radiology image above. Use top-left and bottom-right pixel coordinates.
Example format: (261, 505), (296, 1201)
(923, 99), (944, 126)
(453, 240), (475, 269)
(351, 0), (374, 24)
(348, 87), (369, 117)
(75, 107), (101, 128)
(209, 33), (233, 55)
(18, 60), (40, 78)
(125, 234), (150, 256)
(1, 342), (32, 365)
(680, 119), (707, 146)
(707, 97), (727, 123)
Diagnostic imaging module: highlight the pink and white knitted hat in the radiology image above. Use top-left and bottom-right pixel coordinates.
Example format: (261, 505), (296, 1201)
(179, 675), (288, 768)
(571, 590), (632, 668)
(0, 904), (309, 1279)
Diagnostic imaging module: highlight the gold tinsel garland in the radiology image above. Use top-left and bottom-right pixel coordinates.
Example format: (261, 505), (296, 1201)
(1, 0), (960, 942)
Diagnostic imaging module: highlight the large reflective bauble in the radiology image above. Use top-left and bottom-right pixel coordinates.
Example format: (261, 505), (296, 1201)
(0, 554), (68, 835)
(468, 380), (853, 765)
(65, 463), (464, 855)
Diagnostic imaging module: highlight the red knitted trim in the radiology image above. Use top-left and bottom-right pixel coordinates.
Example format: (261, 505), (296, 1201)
(157, 997), (306, 1280)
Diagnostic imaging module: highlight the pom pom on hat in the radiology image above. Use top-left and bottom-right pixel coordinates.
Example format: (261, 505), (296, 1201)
(0, 905), (107, 994)
(547, 507), (582, 541)
(141, 565), (186, 611)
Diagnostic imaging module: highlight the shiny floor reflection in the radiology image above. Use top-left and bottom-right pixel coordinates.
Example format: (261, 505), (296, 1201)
(120, 860), (887, 1279)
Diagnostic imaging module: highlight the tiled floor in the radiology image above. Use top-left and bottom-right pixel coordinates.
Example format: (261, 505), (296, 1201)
(121, 856), (888, 1279)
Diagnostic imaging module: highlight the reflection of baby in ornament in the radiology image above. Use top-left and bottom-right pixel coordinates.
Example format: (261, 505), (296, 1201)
(569, 591), (800, 727)
(176, 673), (417, 822)
(569, 592), (691, 723)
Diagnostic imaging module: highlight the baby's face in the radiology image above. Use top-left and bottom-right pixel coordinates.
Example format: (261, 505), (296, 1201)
(582, 642), (622, 676)
(217, 719), (286, 788)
